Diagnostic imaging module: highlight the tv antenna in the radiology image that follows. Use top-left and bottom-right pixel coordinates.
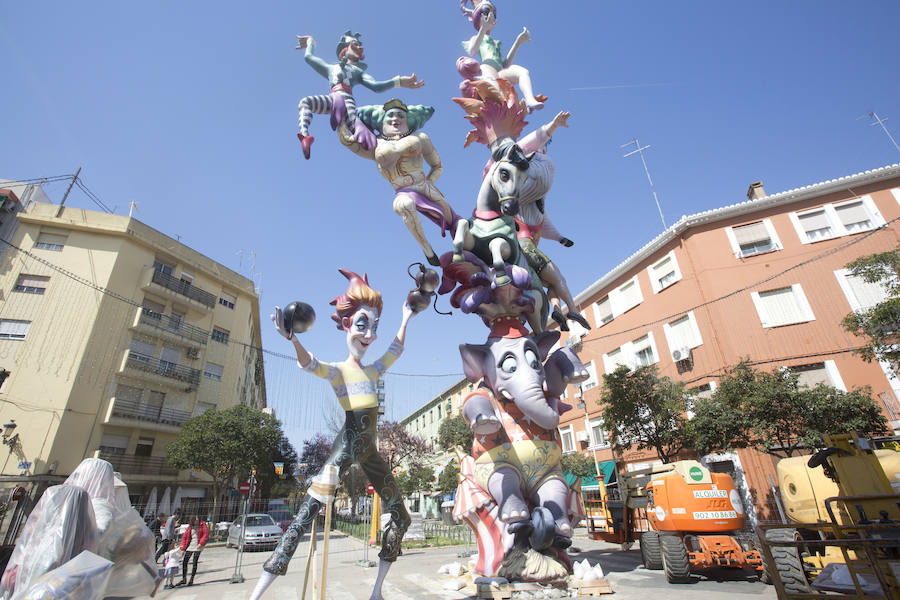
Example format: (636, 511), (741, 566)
(622, 138), (666, 229)
(857, 112), (900, 153)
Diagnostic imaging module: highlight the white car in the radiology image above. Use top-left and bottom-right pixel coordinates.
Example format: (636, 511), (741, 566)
(226, 514), (283, 551)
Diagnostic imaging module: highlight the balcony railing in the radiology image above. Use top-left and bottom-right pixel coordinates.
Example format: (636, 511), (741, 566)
(99, 453), (178, 476)
(139, 309), (209, 345)
(126, 353), (201, 386)
(111, 398), (192, 428)
(151, 268), (216, 308)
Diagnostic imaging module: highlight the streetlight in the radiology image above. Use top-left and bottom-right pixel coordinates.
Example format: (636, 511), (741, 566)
(2, 420), (18, 447)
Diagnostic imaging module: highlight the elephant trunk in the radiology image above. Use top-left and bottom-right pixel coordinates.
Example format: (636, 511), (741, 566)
(505, 383), (559, 430)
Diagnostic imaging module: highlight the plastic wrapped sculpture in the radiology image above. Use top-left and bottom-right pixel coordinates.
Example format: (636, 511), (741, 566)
(459, 0), (545, 112)
(249, 268), (418, 600)
(295, 31), (424, 159)
(446, 286), (589, 580)
(340, 98), (462, 266)
(15, 552), (113, 600)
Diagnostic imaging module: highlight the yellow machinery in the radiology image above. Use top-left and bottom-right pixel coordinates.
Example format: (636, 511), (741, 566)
(757, 433), (900, 598)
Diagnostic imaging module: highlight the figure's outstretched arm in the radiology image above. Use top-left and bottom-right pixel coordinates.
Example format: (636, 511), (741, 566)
(503, 27), (530, 67)
(360, 72), (423, 93)
(517, 111), (570, 154)
(420, 133), (443, 183)
(297, 35), (331, 79)
(272, 306), (312, 367)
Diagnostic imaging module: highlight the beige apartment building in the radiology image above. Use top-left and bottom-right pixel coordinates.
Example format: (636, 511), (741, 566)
(0, 199), (265, 504)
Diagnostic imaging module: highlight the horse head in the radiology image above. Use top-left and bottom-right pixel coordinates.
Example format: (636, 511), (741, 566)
(483, 140), (533, 217)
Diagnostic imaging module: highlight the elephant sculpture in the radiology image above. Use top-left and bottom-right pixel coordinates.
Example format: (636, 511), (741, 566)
(454, 322), (588, 581)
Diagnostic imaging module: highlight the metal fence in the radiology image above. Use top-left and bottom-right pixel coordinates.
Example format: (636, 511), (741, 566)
(110, 398), (192, 427)
(151, 268), (216, 308)
(126, 353), (201, 385)
(139, 308), (209, 345)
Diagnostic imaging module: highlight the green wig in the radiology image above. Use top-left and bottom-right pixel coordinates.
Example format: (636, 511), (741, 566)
(357, 99), (435, 137)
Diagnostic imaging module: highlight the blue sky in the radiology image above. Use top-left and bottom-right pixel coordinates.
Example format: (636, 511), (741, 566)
(2, 1), (899, 448)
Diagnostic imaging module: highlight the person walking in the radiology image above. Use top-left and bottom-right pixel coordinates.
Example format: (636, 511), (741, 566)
(177, 515), (208, 586)
(154, 512), (174, 562)
(148, 512), (162, 553)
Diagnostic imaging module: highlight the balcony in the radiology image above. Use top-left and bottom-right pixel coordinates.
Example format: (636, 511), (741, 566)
(98, 453), (179, 476)
(110, 397), (192, 428)
(150, 268), (216, 308)
(126, 352), (201, 386)
(138, 308), (209, 345)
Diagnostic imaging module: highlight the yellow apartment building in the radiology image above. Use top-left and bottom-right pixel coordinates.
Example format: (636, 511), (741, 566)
(0, 199), (265, 504)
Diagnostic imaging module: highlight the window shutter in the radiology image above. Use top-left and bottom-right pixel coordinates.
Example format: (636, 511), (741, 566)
(845, 273), (889, 311)
(16, 274), (49, 288)
(758, 287), (804, 326)
(793, 364), (829, 388)
(835, 201), (869, 227)
(733, 221), (769, 245)
(595, 297), (612, 324)
(798, 210), (830, 232)
(668, 315), (699, 349)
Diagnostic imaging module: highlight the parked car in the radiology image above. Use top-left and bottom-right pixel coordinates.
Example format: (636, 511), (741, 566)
(226, 514), (283, 551)
(268, 509), (293, 532)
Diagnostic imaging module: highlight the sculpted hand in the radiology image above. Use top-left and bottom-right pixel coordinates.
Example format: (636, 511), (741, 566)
(402, 301), (416, 322)
(295, 35), (313, 50)
(271, 306), (293, 340)
(481, 11), (496, 32)
(552, 111), (570, 130)
(517, 27), (531, 44)
(398, 73), (425, 89)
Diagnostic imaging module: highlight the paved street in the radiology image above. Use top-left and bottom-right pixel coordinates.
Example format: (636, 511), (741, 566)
(137, 529), (777, 600)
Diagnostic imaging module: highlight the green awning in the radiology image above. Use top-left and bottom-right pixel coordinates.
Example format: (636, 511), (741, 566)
(564, 460), (615, 490)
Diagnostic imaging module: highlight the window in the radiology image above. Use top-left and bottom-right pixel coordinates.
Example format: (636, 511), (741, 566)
(153, 259), (174, 276)
(834, 269), (891, 312)
(180, 271), (194, 285)
(786, 361), (845, 391)
(878, 390), (900, 422)
(134, 436), (154, 457)
(219, 292), (236, 310)
(212, 327), (230, 344)
(158, 346), (180, 376)
(593, 296), (613, 326)
(589, 418), (609, 448)
(0, 320), (31, 340)
(603, 347), (627, 374)
(582, 361), (600, 391)
(167, 311), (184, 333)
(632, 334), (658, 367)
(115, 384), (143, 404)
(34, 232), (66, 251)
(726, 219), (781, 258)
(789, 196), (885, 244)
(13, 274), (49, 295)
(129, 339), (155, 363)
(0, 369), (10, 391)
(194, 401), (215, 416)
(751, 284), (815, 328)
(663, 312), (703, 356)
(141, 298), (165, 320)
(203, 362), (224, 381)
(559, 425), (575, 454)
(686, 381), (716, 419)
(617, 278), (643, 313)
(647, 251), (681, 293)
(99, 434), (128, 455)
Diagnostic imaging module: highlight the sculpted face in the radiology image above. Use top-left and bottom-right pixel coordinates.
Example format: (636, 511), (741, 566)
(344, 305), (379, 360)
(382, 108), (409, 137)
(345, 40), (365, 62)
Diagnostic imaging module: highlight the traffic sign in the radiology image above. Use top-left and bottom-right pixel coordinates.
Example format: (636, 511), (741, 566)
(366, 483), (374, 494)
(238, 481), (251, 494)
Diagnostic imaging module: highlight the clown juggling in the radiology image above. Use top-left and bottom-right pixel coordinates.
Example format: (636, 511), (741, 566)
(250, 269), (418, 600)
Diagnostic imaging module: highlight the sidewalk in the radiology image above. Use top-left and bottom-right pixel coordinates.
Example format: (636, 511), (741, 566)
(138, 528), (775, 600)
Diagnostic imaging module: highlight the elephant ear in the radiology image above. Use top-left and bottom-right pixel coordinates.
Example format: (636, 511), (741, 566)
(459, 343), (491, 383)
(533, 330), (561, 361)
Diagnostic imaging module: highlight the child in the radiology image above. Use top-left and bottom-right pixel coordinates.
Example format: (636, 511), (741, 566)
(162, 547), (182, 589)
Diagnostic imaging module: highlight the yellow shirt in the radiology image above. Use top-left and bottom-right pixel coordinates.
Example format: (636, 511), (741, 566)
(302, 340), (403, 411)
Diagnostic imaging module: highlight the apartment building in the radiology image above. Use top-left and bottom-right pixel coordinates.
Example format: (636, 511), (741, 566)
(0, 200), (265, 504)
(557, 163), (900, 522)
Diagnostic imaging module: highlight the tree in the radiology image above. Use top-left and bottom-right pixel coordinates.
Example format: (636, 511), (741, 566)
(841, 248), (900, 370)
(599, 365), (693, 464)
(561, 453), (596, 479)
(396, 465), (435, 497)
(167, 404), (281, 521)
(437, 414), (474, 452)
(257, 433), (299, 499)
(692, 361), (889, 457)
(436, 462), (459, 495)
(377, 421), (432, 472)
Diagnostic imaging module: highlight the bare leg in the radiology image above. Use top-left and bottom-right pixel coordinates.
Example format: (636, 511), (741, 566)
(453, 220), (470, 262)
(488, 466), (528, 523)
(393, 194), (437, 264)
(531, 478), (573, 537)
(489, 237), (512, 285)
(249, 571), (277, 600)
(369, 559), (393, 600)
(500, 65), (543, 111)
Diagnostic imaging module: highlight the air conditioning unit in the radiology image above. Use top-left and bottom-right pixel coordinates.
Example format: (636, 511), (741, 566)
(575, 431), (589, 443)
(187, 347), (200, 359)
(672, 346), (691, 362)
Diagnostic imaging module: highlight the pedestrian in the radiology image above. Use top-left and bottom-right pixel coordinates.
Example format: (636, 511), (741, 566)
(155, 512), (175, 563)
(162, 546), (183, 589)
(177, 515), (208, 586)
(149, 512), (163, 553)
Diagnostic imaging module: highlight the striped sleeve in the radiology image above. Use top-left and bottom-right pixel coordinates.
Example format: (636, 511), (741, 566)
(372, 340), (404, 375)
(301, 354), (339, 382)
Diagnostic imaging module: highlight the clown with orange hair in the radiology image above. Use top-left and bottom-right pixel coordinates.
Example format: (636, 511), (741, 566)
(251, 268), (417, 600)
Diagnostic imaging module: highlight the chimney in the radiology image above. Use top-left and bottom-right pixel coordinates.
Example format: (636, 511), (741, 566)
(747, 181), (766, 201)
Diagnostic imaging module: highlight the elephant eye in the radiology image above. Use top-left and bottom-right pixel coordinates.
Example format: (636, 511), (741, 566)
(524, 348), (540, 370)
(500, 355), (517, 373)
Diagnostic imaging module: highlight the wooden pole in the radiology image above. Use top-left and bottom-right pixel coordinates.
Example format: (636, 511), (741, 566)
(319, 500), (333, 600)
(56, 167), (81, 217)
(369, 492), (381, 545)
(301, 517), (317, 600)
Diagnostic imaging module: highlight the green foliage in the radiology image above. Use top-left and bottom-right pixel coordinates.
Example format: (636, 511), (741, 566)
(436, 462), (459, 494)
(841, 248), (900, 370)
(257, 433), (299, 498)
(396, 465), (436, 496)
(167, 404), (282, 519)
(437, 414), (473, 452)
(599, 365), (693, 463)
(692, 360), (889, 457)
(561, 453), (596, 479)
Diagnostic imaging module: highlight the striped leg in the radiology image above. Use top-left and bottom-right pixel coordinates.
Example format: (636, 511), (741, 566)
(340, 92), (357, 129)
(298, 94), (332, 137)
